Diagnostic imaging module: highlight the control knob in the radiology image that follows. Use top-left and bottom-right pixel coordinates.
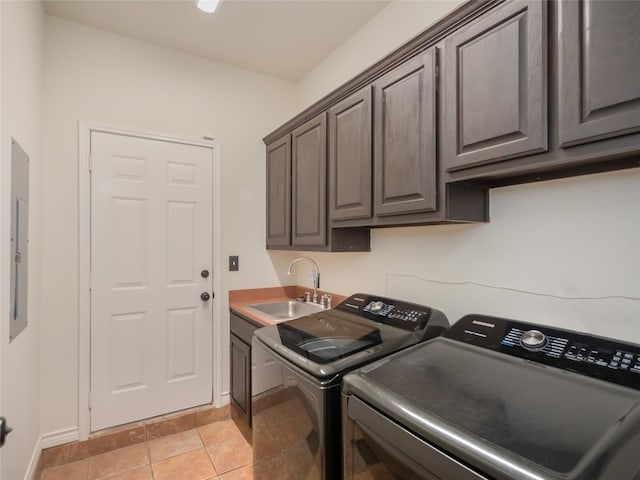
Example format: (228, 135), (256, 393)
(521, 330), (547, 350)
(369, 301), (385, 313)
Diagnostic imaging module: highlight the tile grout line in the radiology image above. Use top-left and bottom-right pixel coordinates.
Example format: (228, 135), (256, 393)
(38, 404), (234, 474)
(41, 415), (250, 480)
(198, 425), (220, 477)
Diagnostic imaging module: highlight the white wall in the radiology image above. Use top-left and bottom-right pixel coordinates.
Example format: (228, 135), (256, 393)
(1, 1), (44, 478)
(40, 15), (298, 435)
(290, 170), (640, 341)
(297, 0), (465, 109)
(288, 1), (640, 341)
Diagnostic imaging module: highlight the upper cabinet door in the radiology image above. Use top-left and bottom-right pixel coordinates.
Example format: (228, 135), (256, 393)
(266, 135), (291, 248)
(443, 0), (547, 171)
(328, 86), (372, 222)
(374, 48), (437, 217)
(558, 0), (640, 147)
(291, 113), (327, 247)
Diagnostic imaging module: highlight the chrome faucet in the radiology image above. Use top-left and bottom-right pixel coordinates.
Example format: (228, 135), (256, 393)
(287, 256), (320, 303)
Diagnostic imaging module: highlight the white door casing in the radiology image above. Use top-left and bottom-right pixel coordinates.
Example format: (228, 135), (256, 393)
(90, 131), (214, 431)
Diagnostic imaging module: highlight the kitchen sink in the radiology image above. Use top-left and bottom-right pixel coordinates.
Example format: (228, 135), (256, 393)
(247, 300), (324, 320)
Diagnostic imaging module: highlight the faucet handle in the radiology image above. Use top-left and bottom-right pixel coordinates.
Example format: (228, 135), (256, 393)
(304, 291), (311, 303)
(320, 293), (332, 309)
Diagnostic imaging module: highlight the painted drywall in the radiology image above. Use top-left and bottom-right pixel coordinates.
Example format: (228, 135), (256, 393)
(284, 1), (640, 341)
(297, 0), (465, 109)
(40, 15), (298, 435)
(1, 1), (44, 478)
(287, 170), (640, 341)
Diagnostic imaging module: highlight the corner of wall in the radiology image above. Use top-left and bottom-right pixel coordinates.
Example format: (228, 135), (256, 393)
(1, 0), (45, 478)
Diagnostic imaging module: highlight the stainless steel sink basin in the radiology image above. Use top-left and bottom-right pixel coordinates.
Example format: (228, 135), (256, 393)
(247, 300), (324, 321)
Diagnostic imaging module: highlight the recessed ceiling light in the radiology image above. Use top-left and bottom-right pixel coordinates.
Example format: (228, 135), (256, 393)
(196, 0), (220, 14)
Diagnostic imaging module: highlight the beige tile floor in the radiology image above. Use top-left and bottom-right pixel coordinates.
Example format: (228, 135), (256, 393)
(40, 419), (253, 480)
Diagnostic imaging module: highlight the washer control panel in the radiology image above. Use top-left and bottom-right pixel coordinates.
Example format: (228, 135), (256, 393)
(501, 327), (568, 357)
(336, 294), (434, 332)
(446, 315), (640, 390)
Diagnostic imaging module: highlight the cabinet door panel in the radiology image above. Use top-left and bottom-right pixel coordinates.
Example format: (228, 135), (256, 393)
(266, 135), (291, 247)
(443, 0), (547, 170)
(230, 334), (251, 421)
(329, 86), (372, 221)
(292, 113), (327, 246)
(559, 0), (640, 147)
(374, 48), (437, 217)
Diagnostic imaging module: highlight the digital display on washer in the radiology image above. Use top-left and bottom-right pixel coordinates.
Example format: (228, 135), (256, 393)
(277, 315), (382, 364)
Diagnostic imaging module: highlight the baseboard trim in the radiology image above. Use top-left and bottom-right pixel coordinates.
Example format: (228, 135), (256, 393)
(24, 436), (42, 480)
(24, 428), (80, 479)
(40, 427), (79, 450)
(220, 392), (230, 406)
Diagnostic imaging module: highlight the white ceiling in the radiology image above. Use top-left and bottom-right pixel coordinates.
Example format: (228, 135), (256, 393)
(43, 0), (390, 82)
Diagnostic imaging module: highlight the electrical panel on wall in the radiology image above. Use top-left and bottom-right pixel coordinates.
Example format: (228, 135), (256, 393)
(10, 139), (29, 342)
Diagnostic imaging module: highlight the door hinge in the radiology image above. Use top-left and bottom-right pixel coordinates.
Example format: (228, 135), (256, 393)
(88, 154), (93, 172)
(88, 391), (92, 410)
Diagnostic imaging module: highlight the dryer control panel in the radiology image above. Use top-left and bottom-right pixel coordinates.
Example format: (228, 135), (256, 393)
(446, 315), (640, 390)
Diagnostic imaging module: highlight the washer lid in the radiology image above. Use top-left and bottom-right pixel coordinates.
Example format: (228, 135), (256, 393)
(344, 337), (640, 480)
(254, 309), (418, 379)
(276, 315), (382, 364)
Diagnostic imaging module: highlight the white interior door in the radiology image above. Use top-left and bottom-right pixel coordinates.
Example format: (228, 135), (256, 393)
(90, 131), (213, 431)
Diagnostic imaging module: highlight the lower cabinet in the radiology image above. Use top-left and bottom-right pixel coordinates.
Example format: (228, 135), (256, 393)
(230, 311), (260, 426)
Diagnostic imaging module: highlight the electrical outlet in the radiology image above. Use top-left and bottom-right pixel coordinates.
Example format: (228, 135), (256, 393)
(229, 255), (239, 271)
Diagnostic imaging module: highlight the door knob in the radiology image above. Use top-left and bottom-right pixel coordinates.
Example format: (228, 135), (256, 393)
(201, 292), (211, 302)
(201, 269), (209, 278)
(0, 417), (12, 448)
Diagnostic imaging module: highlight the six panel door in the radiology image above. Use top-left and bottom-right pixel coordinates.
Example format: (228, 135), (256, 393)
(291, 113), (327, 247)
(90, 132), (213, 431)
(374, 48), (437, 217)
(443, 0), (547, 171)
(558, 0), (640, 147)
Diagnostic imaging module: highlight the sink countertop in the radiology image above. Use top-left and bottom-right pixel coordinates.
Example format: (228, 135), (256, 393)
(229, 286), (347, 327)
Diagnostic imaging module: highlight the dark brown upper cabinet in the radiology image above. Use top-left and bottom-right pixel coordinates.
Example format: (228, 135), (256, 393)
(264, 0), (639, 225)
(374, 48), (437, 217)
(443, 0), (548, 172)
(266, 114), (370, 252)
(291, 113), (328, 247)
(266, 135), (291, 248)
(558, 0), (640, 147)
(328, 86), (373, 222)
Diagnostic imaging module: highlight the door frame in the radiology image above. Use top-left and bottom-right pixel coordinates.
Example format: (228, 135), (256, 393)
(78, 121), (222, 440)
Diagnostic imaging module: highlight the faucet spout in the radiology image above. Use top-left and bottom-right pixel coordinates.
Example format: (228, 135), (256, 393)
(287, 256), (320, 303)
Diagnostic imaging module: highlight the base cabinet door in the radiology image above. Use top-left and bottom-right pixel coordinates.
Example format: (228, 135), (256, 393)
(558, 0), (640, 147)
(230, 334), (251, 423)
(230, 312), (259, 425)
(374, 48), (437, 217)
(292, 113), (327, 247)
(266, 135), (291, 248)
(443, 0), (547, 171)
